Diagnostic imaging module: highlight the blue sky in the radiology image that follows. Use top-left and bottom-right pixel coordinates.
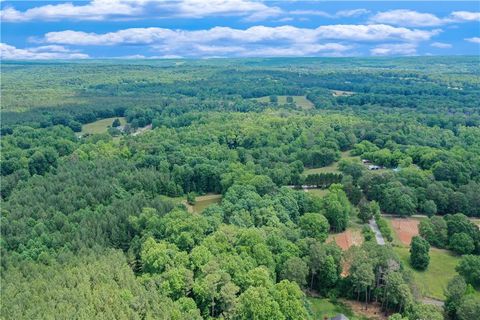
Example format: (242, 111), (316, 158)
(1, 1), (479, 59)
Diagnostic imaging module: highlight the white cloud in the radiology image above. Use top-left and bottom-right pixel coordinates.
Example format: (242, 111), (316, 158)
(176, 0), (280, 18)
(369, 10), (480, 27)
(1, 0), (144, 22)
(430, 42), (452, 48)
(314, 24), (439, 42)
(465, 37), (480, 44)
(369, 10), (444, 27)
(119, 54), (148, 59)
(335, 9), (370, 18)
(114, 54), (183, 59)
(33, 24), (440, 58)
(0, 0), (282, 22)
(370, 43), (417, 56)
(248, 43), (352, 57)
(449, 11), (480, 22)
(0, 43), (89, 59)
(289, 10), (331, 18)
(242, 6), (283, 22)
(289, 8), (369, 19)
(40, 24), (440, 46)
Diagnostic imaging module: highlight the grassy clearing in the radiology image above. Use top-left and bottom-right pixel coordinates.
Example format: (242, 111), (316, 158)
(331, 90), (355, 97)
(303, 165), (339, 175)
(394, 247), (461, 300)
(192, 194), (222, 213)
(469, 217), (480, 228)
(384, 217), (403, 246)
(81, 117), (126, 135)
(253, 95), (314, 109)
(307, 189), (329, 198)
(308, 298), (366, 320)
(291, 96), (315, 109)
(303, 150), (360, 175)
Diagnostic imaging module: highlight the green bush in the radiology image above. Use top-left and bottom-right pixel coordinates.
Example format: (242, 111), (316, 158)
(375, 215), (393, 242)
(362, 225), (375, 242)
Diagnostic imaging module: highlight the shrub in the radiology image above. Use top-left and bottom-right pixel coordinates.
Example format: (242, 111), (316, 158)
(375, 215), (393, 242)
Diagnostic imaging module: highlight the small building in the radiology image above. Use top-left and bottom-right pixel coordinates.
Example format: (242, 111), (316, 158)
(368, 165), (381, 170)
(330, 314), (349, 320)
(362, 159), (371, 164)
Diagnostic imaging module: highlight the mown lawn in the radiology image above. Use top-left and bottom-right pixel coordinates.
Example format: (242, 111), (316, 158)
(81, 117), (126, 134)
(307, 298), (366, 320)
(394, 247), (461, 300)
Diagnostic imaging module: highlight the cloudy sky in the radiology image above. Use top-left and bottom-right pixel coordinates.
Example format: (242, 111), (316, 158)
(1, 0), (479, 59)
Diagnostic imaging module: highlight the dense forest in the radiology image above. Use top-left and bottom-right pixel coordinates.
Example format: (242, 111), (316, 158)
(1, 57), (479, 319)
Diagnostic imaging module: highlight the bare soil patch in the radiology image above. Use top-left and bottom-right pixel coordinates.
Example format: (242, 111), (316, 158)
(183, 194), (222, 214)
(341, 299), (388, 320)
(390, 218), (420, 246)
(327, 229), (363, 251)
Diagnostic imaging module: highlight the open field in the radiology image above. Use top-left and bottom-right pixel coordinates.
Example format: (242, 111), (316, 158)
(394, 247), (461, 300)
(470, 217), (480, 228)
(303, 150), (360, 175)
(192, 194), (222, 213)
(184, 194), (223, 214)
(303, 165), (339, 175)
(389, 218), (421, 246)
(306, 188), (329, 198)
(331, 90), (355, 97)
(253, 95), (314, 109)
(327, 228), (363, 251)
(308, 298), (368, 320)
(81, 117), (126, 135)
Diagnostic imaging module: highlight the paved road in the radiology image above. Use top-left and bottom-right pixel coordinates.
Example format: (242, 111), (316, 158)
(369, 218), (385, 245)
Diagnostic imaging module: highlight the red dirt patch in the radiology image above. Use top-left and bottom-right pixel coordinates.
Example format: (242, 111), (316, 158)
(390, 218), (420, 246)
(341, 299), (389, 320)
(327, 229), (363, 251)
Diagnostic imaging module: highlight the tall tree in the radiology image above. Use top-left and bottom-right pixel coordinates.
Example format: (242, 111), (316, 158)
(410, 236), (430, 270)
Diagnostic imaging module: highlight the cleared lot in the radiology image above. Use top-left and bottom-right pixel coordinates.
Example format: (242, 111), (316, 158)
(389, 218), (421, 246)
(327, 228), (363, 251)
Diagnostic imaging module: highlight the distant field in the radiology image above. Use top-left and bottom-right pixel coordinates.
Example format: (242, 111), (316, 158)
(331, 90), (355, 97)
(81, 117), (126, 135)
(307, 188), (329, 197)
(394, 247), (461, 300)
(303, 150), (360, 175)
(253, 95), (314, 109)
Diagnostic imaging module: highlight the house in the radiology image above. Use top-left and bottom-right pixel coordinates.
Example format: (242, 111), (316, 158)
(330, 314), (349, 320)
(368, 165), (381, 170)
